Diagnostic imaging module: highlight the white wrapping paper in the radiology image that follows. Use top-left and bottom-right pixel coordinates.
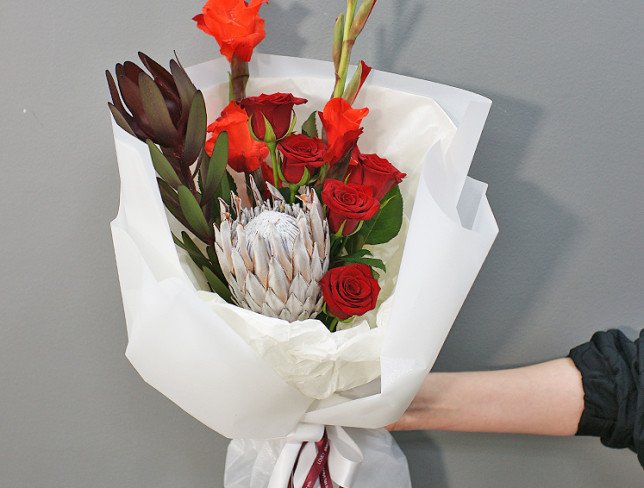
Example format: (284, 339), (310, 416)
(110, 54), (498, 487)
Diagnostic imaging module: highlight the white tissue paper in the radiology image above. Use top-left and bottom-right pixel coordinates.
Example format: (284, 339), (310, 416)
(110, 54), (498, 487)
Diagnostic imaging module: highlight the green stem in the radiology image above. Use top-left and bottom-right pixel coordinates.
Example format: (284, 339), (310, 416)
(332, 0), (358, 98)
(268, 142), (279, 188)
(316, 164), (329, 187)
(329, 317), (339, 332)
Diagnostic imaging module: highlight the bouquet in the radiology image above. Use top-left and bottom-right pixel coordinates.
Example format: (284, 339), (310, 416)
(107, 1), (498, 486)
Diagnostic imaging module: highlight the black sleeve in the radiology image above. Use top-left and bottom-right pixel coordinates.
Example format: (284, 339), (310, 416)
(568, 329), (643, 468)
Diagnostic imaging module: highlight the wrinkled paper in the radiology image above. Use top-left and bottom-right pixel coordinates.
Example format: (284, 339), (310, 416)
(110, 54), (498, 487)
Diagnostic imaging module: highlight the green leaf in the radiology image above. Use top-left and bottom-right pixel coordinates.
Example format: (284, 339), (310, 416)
(262, 114), (276, 143)
(138, 72), (177, 147)
(173, 232), (210, 270)
(302, 111), (319, 138)
(361, 185), (403, 245)
(203, 132), (229, 203)
(158, 178), (192, 231)
(205, 245), (226, 282)
(182, 91), (207, 166)
(148, 140), (182, 188)
(170, 58), (197, 115)
(108, 103), (136, 137)
(178, 185), (213, 241)
(340, 256), (386, 272)
(202, 266), (232, 302)
(342, 249), (372, 259)
(219, 170), (236, 205)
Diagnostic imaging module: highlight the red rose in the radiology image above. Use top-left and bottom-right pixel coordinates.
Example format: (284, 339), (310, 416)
(277, 134), (326, 183)
(205, 101), (268, 173)
(240, 93), (307, 140)
(348, 152), (406, 200)
(321, 179), (380, 236)
(319, 98), (369, 164)
(320, 264), (380, 320)
(193, 0), (267, 63)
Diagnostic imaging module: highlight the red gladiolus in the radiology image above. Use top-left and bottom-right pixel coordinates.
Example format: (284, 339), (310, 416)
(240, 93), (307, 140)
(320, 264), (380, 320)
(193, 0), (268, 63)
(319, 97), (369, 164)
(205, 101), (268, 173)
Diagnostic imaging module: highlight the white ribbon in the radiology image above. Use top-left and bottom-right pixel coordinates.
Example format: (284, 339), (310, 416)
(267, 424), (364, 488)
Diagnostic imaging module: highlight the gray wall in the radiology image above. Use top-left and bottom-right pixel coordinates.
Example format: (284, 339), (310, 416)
(1, 0), (642, 486)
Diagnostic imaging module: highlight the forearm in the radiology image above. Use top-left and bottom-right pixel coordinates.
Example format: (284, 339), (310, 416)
(391, 358), (584, 436)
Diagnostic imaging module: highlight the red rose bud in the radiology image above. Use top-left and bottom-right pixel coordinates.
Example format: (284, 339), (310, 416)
(278, 134), (327, 184)
(205, 101), (268, 173)
(319, 98), (369, 164)
(240, 92), (307, 140)
(348, 152), (406, 200)
(321, 179), (380, 235)
(320, 263), (380, 320)
(193, 0), (268, 63)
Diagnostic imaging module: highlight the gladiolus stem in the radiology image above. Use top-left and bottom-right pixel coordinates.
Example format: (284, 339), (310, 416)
(230, 55), (249, 100)
(332, 0), (358, 98)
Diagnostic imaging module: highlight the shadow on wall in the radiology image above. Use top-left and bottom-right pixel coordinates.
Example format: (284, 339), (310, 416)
(393, 89), (580, 484)
(261, 1), (311, 57)
(376, 0), (426, 70)
(376, 2), (582, 369)
(434, 89), (581, 371)
(393, 431), (447, 488)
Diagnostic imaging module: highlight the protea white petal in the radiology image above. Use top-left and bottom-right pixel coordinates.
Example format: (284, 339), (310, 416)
(266, 182), (285, 202)
(268, 258), (290, 303)
(310, 209), (325, 257)
(245, 272), (266, 306)
(310, 243), (324, 282)
(289, 274), (308, 303)
(213, 179), (330, 321)
(264, 290), (284, 316)
(231, 250), (248, 295)
(268, 230), (293, 281)
(235, 225), (253, 270)
(219, 220), (234, 274)
(293, 233), (311, 283)
(251, 234), (270, 287)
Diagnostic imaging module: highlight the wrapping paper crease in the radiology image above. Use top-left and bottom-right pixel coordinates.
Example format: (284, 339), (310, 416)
(110, 54), (498, 487)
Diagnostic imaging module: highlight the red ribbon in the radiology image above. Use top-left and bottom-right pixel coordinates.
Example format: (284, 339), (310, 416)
(288, 430), (337, 488)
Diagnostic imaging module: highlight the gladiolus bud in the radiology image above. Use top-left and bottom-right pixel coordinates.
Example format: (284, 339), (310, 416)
(333, 13), (345, 73)
(343, 61), (372, 105)
(349, 0), (377, 40)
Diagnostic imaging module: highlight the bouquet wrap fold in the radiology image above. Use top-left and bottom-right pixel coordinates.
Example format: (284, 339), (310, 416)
(110, 54), (498, 487)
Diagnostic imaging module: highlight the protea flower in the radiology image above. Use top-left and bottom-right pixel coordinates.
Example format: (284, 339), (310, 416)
(214, 180), (330, 321)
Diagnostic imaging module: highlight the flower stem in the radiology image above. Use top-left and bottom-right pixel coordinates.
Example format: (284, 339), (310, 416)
(329, 317), (339, 332)
(332, 0), (358, 98)
(230, 55), (249, 101)
(268, 142), (279, 189)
